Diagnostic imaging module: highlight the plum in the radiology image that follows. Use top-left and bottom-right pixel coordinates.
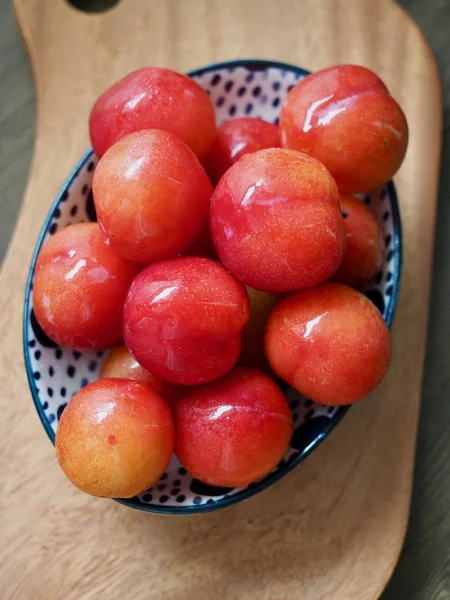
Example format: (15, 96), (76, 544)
(123, 257), (250, 385)
(174, 367), (293, 487)
(93, 130), (213, 263)
(210, 148), (345, 292)
(239, 287), (279, 373)
(265, 283), (391, 405)
(280, 64), (408, 193)
(333, 193), (383, 288)
(56, 379), (175, 498)
(33, 223), (138, 351)
(204, 117), (280, 184)
(89, 67), (216, 160)
(100, 344), (180, 403)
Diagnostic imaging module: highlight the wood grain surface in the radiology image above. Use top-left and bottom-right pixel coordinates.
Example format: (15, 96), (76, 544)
(0, 1), (442, 599)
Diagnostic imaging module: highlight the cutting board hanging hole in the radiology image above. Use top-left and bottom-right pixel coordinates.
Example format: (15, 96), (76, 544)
(66, 0), (120, 14)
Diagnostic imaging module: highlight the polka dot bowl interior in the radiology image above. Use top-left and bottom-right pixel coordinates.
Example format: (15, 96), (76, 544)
(23, 59), (402, 514)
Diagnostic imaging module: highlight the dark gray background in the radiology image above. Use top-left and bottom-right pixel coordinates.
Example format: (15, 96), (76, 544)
(0, 1), (448, 597)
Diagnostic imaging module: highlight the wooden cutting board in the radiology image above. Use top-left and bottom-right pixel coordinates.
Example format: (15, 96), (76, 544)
(0, 0), (441, 598)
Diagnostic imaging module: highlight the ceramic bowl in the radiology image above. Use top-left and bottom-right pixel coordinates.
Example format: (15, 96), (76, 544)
(23, 59), (402, 514)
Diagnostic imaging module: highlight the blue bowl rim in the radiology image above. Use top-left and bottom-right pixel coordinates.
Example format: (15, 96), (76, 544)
(22, 58), (403, 514)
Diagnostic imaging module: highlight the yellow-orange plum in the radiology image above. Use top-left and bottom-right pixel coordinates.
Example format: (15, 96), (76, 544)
(56, 379), (175, 498)
(100, 345), (180, 403)
(239, 287), (279, 373)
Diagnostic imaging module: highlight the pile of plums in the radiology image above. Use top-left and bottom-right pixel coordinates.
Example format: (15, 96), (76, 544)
(33, 64), (407, 499)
